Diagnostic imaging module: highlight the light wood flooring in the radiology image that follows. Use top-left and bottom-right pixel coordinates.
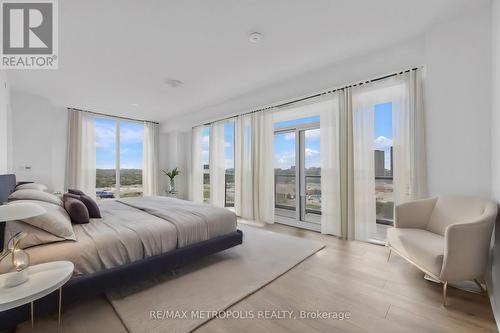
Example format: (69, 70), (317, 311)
(15, 222), (498, 333)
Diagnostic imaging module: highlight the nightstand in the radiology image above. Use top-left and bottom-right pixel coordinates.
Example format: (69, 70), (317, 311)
(0, 261), (74, 331)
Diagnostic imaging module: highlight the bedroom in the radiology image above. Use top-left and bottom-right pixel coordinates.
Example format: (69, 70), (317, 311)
(1, 0), (500, 332)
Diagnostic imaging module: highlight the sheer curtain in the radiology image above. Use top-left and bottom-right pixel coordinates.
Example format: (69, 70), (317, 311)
(319, 97), (342, 236)
(393, 69), (427, 204)
(209, 121), (226, 207)
(190, 126), (204, 203)
(352, 91), (377, 241)
(252, 110), (275, 223)
(339, 88), (355, 240)
(142, 122), (160, 196)
(235, 114), (254, 219)
(66, 109), (96, 198)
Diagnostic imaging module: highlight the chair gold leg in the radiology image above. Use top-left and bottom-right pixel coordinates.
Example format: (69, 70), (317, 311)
(443, 281), (448, 306)
(58, 287), (63, 332)
(387, 249), (392, 262)
(31, 301), (34, 328)
(474, 279), (486, 293)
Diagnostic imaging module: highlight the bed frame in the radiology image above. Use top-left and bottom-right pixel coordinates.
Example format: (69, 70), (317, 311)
(0, 174), (243, 329)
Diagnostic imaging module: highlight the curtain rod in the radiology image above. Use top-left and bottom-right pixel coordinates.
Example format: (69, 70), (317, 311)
(200, 66), (420, 127)
(67, 107), (159, 125)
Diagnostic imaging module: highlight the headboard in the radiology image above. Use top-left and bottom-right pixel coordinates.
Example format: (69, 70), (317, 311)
(0, 174), (17, 251)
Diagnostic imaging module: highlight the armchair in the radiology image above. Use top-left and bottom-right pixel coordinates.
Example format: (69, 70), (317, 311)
(387, 196), (497, 305)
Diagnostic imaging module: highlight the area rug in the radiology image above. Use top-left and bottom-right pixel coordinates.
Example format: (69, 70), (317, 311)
(106, 224), (325, 333)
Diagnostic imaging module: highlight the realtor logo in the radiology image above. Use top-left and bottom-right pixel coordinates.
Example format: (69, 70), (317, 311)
(1, 0), (58, 69)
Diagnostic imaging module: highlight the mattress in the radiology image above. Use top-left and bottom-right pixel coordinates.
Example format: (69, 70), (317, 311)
(118, 196), (237, 248)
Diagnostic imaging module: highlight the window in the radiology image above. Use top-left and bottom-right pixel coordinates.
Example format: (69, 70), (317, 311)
(201, 126), (210, 203)
(224, 120), (235, 207)
(95, 118), (144, 199)
(274, 116), (321, 230)
(119, 121), (144, 198)
(372, 102), (394, 241)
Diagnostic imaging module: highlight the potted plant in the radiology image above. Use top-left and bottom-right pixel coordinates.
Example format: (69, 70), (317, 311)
(162, 168), (180, 193)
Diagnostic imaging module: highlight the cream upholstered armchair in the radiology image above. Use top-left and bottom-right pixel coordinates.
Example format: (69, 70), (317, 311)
(387, 196), (497, 305)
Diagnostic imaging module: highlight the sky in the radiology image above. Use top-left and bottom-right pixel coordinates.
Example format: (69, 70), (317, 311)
(198, 102), (394, 172)
(274, 116), (321, 170)
(374, 102), (393, 169)
(95, 118), (144, 169)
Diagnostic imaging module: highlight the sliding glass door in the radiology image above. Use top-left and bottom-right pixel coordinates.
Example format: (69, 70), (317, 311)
(370, 102), (394, 242)
(274, 117), (321, 230)
(300, 128), (321, 224)
(274, 130), (297, 218)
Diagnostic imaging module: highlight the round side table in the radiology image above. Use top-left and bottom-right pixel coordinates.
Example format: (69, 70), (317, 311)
(0, 261), (74, 331)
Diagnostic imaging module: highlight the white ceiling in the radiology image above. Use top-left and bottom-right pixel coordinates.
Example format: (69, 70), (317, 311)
(7, 0), (489, 124)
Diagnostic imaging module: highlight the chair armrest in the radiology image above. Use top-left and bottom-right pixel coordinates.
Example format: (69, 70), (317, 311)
(440, 209), (497, 282)
(394, 197), (437, 229)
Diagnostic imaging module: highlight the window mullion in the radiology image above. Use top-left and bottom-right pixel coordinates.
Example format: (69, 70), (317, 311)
(115, 121), (120, 198)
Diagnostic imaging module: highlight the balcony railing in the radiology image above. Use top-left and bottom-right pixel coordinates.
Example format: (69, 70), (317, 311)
(274, 173), (321, 215)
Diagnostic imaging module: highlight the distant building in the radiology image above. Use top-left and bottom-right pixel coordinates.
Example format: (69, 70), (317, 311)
(375, 150), (385, 177)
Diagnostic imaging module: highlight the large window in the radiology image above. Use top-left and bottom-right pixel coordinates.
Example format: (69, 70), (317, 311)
(371, 102), (394, 242)
(201, 126), (210, 203)
(274, 116), (321, 230)
(95, 118), (144, 199)
(224, 120), (235, 207)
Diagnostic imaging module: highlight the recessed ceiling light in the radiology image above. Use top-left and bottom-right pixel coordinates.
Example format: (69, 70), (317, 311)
(131, 103), (139, 107)
(164, 79), (184, 88)
(249, 32), (263, 43)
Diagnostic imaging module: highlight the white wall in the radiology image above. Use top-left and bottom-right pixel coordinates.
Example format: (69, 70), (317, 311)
(490, 0), (500, 328)
(162, 37), (426, 132)
(425, 7), (492, 197)
(0, 70), (11, 174)
(10, 91), (67, 192)
(159, 131), (190, 199)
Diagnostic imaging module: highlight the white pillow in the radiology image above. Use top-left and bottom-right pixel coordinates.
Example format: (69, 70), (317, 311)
(8, 189), (62, 206)
(16, 183), (48, 192)
(7, 200), (76, 241)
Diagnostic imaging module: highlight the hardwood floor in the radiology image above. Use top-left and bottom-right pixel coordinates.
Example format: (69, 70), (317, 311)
(195, 222), (497, 333)
(16, 222), (498, 333)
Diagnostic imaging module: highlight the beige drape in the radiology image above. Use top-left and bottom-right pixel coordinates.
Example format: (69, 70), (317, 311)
(209, 120), (227, 207)
(142, 122), (160, 196)
(190, 126), (204, 203)
(392, 70), (427, 203)
(66, 109), (96, 198)
(339, 88), (355, 240)
(234, 111), (274, 223)
(234, 114), (254, 219)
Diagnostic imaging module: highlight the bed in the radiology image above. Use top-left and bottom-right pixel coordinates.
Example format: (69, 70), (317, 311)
(0, 174), (243, 329)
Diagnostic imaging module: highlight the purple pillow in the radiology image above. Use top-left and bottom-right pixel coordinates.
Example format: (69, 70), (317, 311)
(67, 190), (102, 218)
(63, 194), (89, 224)
(68, 189), (85, 196)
